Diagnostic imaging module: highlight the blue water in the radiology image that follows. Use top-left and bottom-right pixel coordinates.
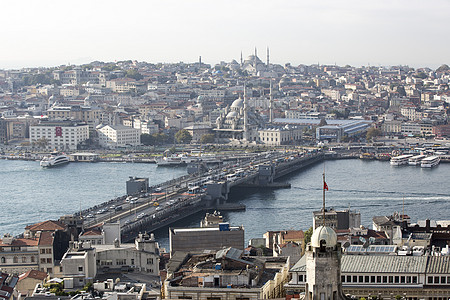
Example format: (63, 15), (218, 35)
(1, 159), (449, 250)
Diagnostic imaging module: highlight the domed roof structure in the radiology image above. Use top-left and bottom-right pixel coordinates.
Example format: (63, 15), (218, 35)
(310, 225), (337, 248)
(230, 98), (244, 108)
(226, 111), (238, 119)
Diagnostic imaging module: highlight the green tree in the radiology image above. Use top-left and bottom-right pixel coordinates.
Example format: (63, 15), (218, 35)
(126, 69), (143, 80)
(304, 226), (313, 246)
(175, 129), (192, 144)
(140, 133), (155, 145)
(414, 72), (427, 79)
(366, 127), (381, 141)
(200, 134), (215, 144)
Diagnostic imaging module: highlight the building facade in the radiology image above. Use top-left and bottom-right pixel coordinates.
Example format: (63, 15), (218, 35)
(29, 121), (89, 150)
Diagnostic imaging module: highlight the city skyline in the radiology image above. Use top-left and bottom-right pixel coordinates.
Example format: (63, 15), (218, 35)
(1, 0), (449, 70)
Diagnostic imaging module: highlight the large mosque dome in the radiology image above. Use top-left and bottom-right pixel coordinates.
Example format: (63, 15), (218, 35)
(230, 98), (244, 108)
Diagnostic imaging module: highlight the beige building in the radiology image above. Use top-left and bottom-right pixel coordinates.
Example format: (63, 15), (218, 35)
(46, 105), (102, 129)
(258, 126), (302, 146)
(16, 270), (48, 297)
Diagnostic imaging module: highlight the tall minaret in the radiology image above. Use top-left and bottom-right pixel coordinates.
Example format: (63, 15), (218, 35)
(266, 47), (270, 67)
(243, 83), (249, 140)
(269, 80), (274, 123)
(240, 51), (243, 66)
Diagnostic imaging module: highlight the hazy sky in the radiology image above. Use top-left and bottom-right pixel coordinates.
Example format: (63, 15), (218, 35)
(0, 0), (449, 69)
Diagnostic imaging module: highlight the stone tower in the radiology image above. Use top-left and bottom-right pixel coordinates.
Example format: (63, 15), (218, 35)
(304, 173), (347, 300)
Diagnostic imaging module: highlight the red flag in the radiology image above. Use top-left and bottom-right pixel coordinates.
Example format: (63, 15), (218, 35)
(324, 181), (329, 191)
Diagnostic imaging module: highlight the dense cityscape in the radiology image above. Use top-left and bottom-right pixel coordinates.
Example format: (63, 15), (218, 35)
(1, 54), (450, 300)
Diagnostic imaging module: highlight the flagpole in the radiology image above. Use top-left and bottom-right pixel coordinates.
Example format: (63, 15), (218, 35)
(322, 172), (326, 226)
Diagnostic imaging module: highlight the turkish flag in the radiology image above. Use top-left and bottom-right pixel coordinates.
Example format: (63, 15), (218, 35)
(55, 127), (62, 137)
(324, 181), (329, 191)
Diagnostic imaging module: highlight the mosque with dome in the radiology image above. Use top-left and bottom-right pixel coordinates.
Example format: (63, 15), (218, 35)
(214, 89), (266, 143)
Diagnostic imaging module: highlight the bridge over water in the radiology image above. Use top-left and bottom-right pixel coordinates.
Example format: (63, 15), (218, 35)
(79, 150), (324, 242)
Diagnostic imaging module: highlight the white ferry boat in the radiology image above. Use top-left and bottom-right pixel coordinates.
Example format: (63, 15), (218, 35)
(408, 154), (427, 166)
(390, 154), (413, 166)
(40, 153), (70, 168)
(421, 155), (440, 168)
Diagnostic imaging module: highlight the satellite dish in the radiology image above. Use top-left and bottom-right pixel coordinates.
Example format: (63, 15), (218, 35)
(343, 241), (350, 248)
(363, 241), (370, 249)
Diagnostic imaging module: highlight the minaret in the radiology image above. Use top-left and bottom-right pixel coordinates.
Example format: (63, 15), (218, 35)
(266, 47), (270, 67)
(240, 51), (243, 66)
(269, 80), (274, 123)
(199, 56), (202, 66)
(243, 83), (249, 140)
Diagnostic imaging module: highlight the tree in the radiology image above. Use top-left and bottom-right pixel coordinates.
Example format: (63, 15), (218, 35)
(140, 134), (155, 146)
(175, 129), (192, 144)
(366, 127), (381, 141)
(200, 134), (215, 144)
(304, 226), (313, 246)
(126, 69), (143, 80)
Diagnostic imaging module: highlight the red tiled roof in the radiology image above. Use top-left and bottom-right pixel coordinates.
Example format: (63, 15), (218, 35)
(0, 238), (38, 247)
(19, 270), (47, 281)
(81, 229), (102, 236)
(38, 231), (54, 246)
(25, 220), (65, 232)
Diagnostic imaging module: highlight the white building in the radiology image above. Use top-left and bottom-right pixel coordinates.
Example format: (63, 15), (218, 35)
(95, 233), (160, 276)
(258, 126), (302, 146)
(97, 124), (140, 149)
(29, 121), (89, 150)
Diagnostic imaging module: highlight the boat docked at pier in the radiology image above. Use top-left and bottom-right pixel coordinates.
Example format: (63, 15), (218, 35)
(40, 153), (70, 168)
(154, 155), (191, 166)
(408, 154), (427, 166)
(421, 155), (440, 168)
(390, 154), (413, 166)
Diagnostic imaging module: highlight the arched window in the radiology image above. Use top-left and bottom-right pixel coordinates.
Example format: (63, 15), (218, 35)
(1, 257), (5, 263)
(13, 256), (18, 263)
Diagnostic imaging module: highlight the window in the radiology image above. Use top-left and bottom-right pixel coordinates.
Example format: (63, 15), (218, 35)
(299, 275), (304, 282)
(377, 276), (381, 283)
(395, 276), (399, 283)
(347, 276), (351, 282)
(13, 257), (18, 263)
(407, 276), (411, 283)
(383, 276), (388, 283)
(401, 276), (405, 283)
(31, 256), (35, 262)
(341, 276), (345, 283)
(359, 275), (363, 283)
(441, 277), (446, 284)
(428, 277), (433, 284)
(47, 268), (52, 274)
(1, 257), (5, 263)
(46, 249), (52, 254)
(389, 276), (394, 283)
(46, 258), (52, 263)
(365, 276), (369, 283)
(353, 276), (357, 282)
(22, 257), (26, 263)
(434, 276), (439, 284)
(147, 258), (153, 264)
(412, 276), (417, 284)
(78, 266), (83, 272)
(131, 259), (134, 265)
(116, 259), (126, 265)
